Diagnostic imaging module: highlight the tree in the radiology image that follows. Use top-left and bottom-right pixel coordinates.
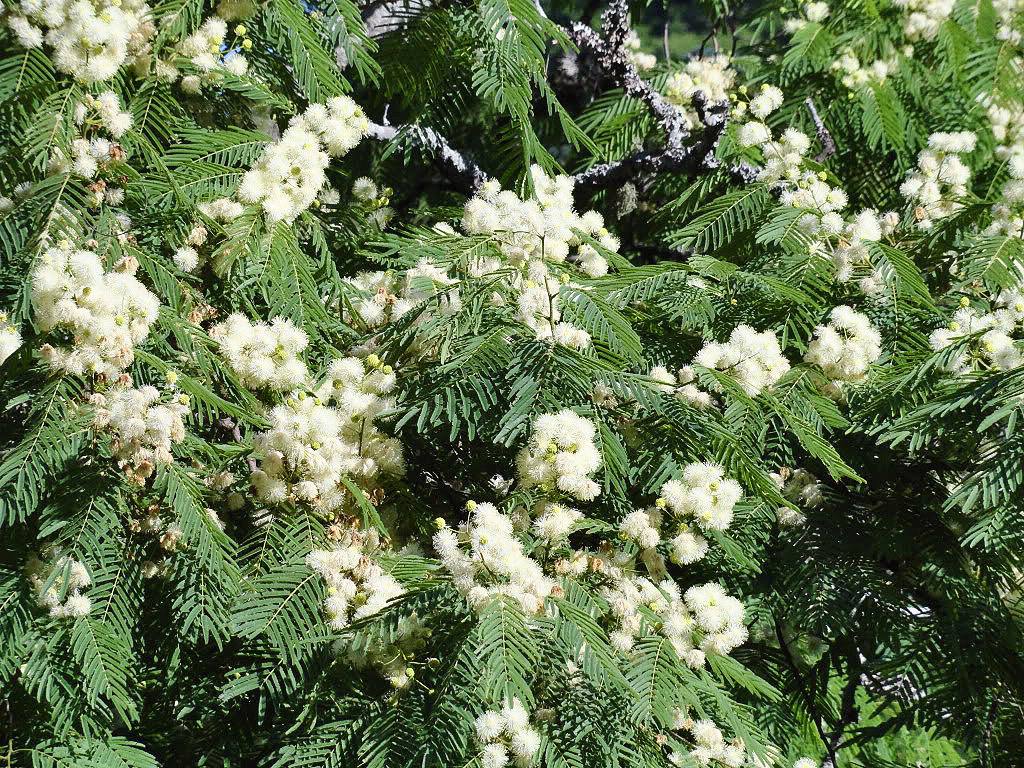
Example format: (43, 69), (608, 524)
(0, 0), (1021, 765)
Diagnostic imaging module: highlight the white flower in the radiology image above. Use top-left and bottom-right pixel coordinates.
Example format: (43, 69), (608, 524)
(532, 502), (582, 542)
(237, 99), (369, 222)
(660, 462), (743, 532)
(0, 313), (21, 366)
(210, 313), (309, 391)
(516, 410), (602, 501)
(434, 503), (554, 615)
(307, 532), (404, 630)
(92, 385), (188, 480)
(8, 0), (153, 82)
(31, 243), (159, 376)
(250, 358), (404, 512)
(173, 246), (200, 273)
(901, 133), (974, 229)
(26, 548), (92, 619)
(694, 325), (790, 397)
(804, 306), (882, 387)
(665, 55), (736, 130)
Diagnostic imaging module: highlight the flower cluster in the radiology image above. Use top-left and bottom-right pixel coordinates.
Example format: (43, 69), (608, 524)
(668, 715), (747, 768)
(74, 91), (133, 139)
(173, 17), (249, 91)
(648, 364), (716, 409)
(250, 356), (404, 512)
(893, 0), (954, 41)
(984, 155), (1024, 239)
(771, 467), (823, 527)
(31, 242), (160, 376)
(306, 537), (405, 631)
(433, 502), (555, 615)
(986, 97), (1024, 163)
(603, 577), (747, 665)
(50, 96), (132, 201)
(26, 548), (91, 619)
(457, 166), (619, 348)
(692, 325), (791, 397)
(665, 55), (736, 130)
(238, 97), (369, 222)
(662, 462), (742, 554)
(831, 49), (894, 91)
(210, 313), (309, 391)
(928, 293), (1024, 373)
(619, 464), (742, 565)
(0, 311), (21, 366)
(92, 385), (189, 481)
(351, 177), (395, 228)
(531, 501), (583, 542)
(344, 259), (461, 334)
(7, 0), (153, 82)
(516, 410), (602, 501)
(783, 0), (830, 33)
(474, 699), (542, 768)
(830, 209), (898, 294)
(900, 131), (976, 229)
(624, 30), (655, 71)
(738, 116), (902, 293)
(804, 305), (883, 390)
(462, 165), (618, 275)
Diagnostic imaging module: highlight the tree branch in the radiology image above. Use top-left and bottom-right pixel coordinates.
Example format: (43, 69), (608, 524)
(805, 97), (836, 163)
(367, 121), (490, 193)
(572, 93), (729, 194)
(567, 0), (689, 148)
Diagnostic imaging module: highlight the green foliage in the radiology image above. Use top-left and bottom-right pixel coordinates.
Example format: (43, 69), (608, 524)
(1, 0), (1023, 766)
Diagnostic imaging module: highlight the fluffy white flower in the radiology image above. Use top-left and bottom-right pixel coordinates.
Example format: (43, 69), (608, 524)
(26, 547), (92, 619)
(8, 0), (153, 82)
(532, 502), (582, 542)
(306, 532), (404, 630)
(516, 410), (602, 501)
(660, 462), (743, 533)
(0, 313), (21, 366)
(434, 503), (554, 615)
(901, 133), (974, 229)
(237, 99), (369, 222)
(804, 306), (882, 387)
(665, 55), (736, 129)
(694, 325), (790, 396)
(92, 385), (188, 480)
(250, 358), (404, 512)
(31, 243), (159, 376)
(210, 313), (309, 391)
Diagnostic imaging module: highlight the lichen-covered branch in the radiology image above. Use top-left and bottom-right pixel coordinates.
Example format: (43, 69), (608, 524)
(367, 121), (490, 192)
(573, 93), (730, 194)
(805, 97), (837, 163)
(568, 0), (689, 148)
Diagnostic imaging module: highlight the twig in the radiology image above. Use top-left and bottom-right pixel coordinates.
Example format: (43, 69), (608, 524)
(367, 121), (490, 193)
(805, 97), (836, 163)
(219, 417), (257, 472)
